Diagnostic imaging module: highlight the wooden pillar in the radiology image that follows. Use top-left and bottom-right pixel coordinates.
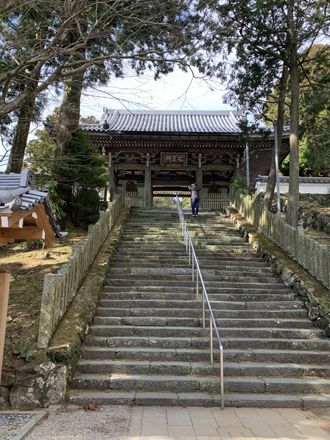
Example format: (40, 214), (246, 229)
(196, 166), (203, 203)
(144, 167), (152, 207)
(0, 270), (10, 385)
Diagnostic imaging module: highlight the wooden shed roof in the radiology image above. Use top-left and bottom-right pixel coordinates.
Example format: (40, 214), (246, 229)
(0, 171), (66, 246)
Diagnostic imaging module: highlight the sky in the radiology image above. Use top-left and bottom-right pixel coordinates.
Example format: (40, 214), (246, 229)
(79, 67), (233, 118)
(0, 67), (233, 172)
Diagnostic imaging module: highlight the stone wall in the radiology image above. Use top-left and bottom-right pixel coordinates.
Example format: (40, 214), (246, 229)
(37, 189), (125, 349)
(303, 210), (330, 236)
(225, 208), (330, 337)
(230, 189), (330, 288)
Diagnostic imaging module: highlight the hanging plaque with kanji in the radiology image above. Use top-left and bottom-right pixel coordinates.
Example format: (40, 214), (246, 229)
(160, 153), (187, 166)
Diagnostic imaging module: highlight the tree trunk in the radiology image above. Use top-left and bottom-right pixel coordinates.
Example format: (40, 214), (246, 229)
(286, 0), (300, 228)
(55, 71), (85, 159)
(263, 64), (289, 211)
(6, 79), (38, 174)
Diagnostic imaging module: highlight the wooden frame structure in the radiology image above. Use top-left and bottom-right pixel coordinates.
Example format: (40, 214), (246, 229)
(0, 204), (55, 247)
(0, 171), (65, 247)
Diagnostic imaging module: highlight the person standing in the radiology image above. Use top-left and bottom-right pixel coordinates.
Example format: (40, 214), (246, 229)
(188, 183), (201, 216)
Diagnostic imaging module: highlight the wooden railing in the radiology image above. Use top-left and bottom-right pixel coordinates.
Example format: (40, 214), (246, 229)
(201, 193), (230, 210)
(37, 189), (125, 348)
(125, 191), (144, 207)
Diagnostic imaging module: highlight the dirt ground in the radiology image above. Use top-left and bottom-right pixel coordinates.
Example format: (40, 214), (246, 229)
(1, 228), (87, 375)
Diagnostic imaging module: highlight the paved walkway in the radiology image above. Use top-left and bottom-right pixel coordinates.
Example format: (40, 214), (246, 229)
(127, 406), (330, 440)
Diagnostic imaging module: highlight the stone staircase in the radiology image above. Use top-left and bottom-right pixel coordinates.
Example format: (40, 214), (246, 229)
(69, 208), (330, 407)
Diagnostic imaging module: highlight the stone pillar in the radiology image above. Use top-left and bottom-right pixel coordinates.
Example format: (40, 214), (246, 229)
(108, 153), (116, 202)
(144, 167), (152, 207)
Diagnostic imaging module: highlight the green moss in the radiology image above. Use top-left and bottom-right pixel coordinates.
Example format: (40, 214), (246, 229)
(13, 317), (40, 358)
(47, 205), (131, 372)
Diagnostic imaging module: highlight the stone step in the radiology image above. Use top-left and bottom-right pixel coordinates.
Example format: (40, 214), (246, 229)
(84, 336), (330, 351)
(68, 389), (330, 408)
(108, 267), (273, 278)
(111, 261), (271, 272)
(100, 295), (303, 309)
(76, 359), (330, 378)
(118, 242), (249, 250)
(118, 243), (185, 249)
(105, 279), (285, 289)
(112, 255), (262, 264)
(124, 229), (239, 236)
(92, 316), (313, 330)
(95, 307), (307, 319)
(121, 236), (246, 244)
(117, 245), (252, 253)
(88, 325), (323, 339)
(114, 250), (259, 259)
(101, 292), (296, 302)
(106, 274), (278, 284)
(71, 373), (330, 394)
(80, 346), (330, 364)
(111, 257), (271, 274)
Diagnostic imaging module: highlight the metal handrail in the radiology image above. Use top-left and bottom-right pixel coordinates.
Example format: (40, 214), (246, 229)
(175, 195), (224, 410)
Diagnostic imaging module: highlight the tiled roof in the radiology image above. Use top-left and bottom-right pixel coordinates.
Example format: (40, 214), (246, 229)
(81, 109), (245, 134)
(0, 170), (64, 238)
(256, 175), (330, 184)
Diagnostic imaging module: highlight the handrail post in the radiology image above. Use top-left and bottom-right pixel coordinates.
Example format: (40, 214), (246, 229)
(210, 318), (213, 364)
(191, 245), (194, 282)
(220, 348), (224, 411)
(202, 290), (205, 328)
(0, 270), (10, 385)
(196, 273), (199, 300)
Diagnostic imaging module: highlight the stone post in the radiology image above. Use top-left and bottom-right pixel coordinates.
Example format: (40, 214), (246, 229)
(0, 270), (10, 384)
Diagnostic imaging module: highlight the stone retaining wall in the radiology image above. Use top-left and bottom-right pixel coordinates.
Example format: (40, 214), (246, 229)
(230, 189), (330, 288)
(2, 206), (131, 410)
(225, 207), (330, 338)
(303, 210), (330, 236)
(37, 189), (125, 349)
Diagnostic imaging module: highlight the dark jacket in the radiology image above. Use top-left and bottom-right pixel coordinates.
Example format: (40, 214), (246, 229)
(188, 185), (201, 199)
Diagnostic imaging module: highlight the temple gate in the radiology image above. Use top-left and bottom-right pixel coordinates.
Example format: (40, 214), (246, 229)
(80, 110), (289, 208)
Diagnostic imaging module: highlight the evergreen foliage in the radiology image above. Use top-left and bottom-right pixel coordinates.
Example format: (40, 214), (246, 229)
(53, 129), (107, 227)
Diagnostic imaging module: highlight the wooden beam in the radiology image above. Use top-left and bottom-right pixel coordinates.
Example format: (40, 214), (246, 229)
(0, 270), (10, 385)
(0, 227), (44, 240)
(0, 205), (55, 247)
(113, 163), (234, 171)
(0, 205), (39, 228)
